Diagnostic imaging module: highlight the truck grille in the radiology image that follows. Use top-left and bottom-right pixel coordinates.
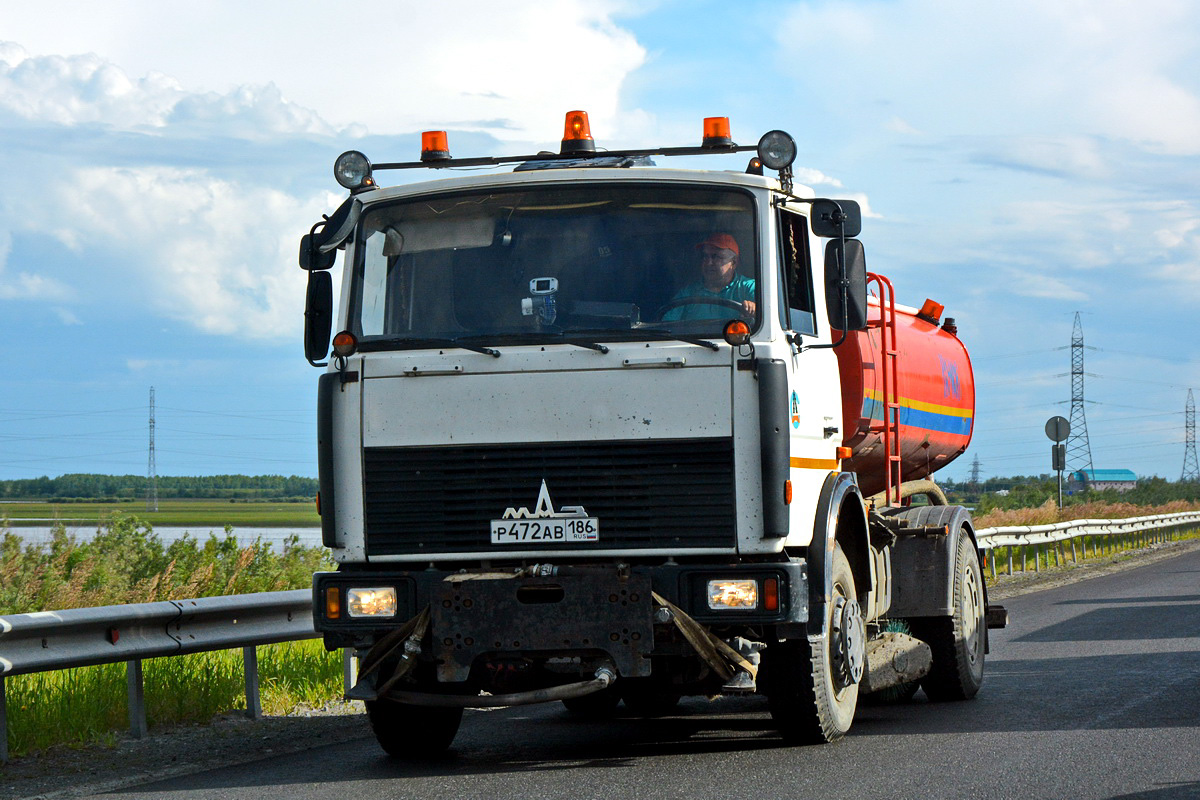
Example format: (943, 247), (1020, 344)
(363, 438), (736, 556)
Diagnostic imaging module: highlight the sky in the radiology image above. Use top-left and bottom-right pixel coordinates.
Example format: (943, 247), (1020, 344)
(1, 0), (1198, 485)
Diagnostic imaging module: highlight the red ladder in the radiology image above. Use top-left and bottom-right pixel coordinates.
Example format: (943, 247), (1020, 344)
(867, 272), (902, 507)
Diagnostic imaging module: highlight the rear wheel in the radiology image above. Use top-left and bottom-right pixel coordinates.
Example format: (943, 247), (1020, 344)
(912, 532), (986, 701)
(366, 699), (463, 758)
(766, 543), (864, 743)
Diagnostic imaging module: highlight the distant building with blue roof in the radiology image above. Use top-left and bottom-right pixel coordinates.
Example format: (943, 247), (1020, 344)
(1068, 469), (1138, 492)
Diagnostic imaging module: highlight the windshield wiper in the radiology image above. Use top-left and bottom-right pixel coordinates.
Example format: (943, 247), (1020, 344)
(626, 329), (720, 351)
(373, 336), (501, 358)
(560, 327), (719, 352)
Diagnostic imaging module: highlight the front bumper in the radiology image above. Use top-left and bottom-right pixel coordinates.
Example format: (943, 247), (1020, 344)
(314, 561), (807, 680)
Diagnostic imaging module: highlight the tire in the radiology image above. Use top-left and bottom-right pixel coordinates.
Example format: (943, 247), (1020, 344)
(765, 543), (864, 743)
(366, 698), (463, 758)
(561, 685), (622, 717)
(912, 531), (986, 701)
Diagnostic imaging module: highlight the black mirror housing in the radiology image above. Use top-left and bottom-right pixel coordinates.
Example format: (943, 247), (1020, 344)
(825, 238), (868, 331)
(299, 233), (337, 271)
(810, 199), (862, 238)
(304, 270), (334, 364)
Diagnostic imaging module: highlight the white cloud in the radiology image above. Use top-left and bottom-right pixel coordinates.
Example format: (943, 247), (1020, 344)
(776, 0), (1200, 156)
(0, 42), (335, 138)
(39, 166), (337, 340)
(0, 1), (647, 143)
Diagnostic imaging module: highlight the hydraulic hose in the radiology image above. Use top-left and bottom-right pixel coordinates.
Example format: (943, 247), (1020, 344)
(380, 667), (616, 709)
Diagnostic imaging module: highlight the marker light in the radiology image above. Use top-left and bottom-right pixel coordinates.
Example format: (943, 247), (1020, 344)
(324, 586), (341, 620)
(702, 116), (732, 147)
(332, 330), (358, 357)
(421, 130), (451, 162)
(334, 150), (373, 191)
(917, 298), (945, 324)
(708, 579), (759, 610)
(764, 578), (779, 612)
(723, 319), (752, 346)
(784, 480), (793, 504)
(347, 587), (397, 618)
(756, 130), (797, 170)
(745, 157), (764, 176)
(560, 110), (596, 154)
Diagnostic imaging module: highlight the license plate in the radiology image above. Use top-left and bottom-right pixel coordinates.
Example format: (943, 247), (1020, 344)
(490, 517), (600, 544)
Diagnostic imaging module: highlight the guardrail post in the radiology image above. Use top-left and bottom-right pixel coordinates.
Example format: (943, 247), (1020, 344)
(127, 659), (147, 739)
(1007, 547), (1014, 575)
(2, 675), (9, 765)
(1021, 545), (1027, 572)
(1034, 545), (1040, 572)
(1069, 537), (1077, 563)
(243, 646), (262, 720)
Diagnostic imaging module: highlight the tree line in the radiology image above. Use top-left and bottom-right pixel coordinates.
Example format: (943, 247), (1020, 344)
(0, 473), (318, 501)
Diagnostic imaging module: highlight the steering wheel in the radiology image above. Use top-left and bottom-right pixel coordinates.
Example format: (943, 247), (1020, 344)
(654, 296), (750, 321)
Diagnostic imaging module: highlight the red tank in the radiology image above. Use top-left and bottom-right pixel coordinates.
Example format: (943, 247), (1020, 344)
(834, 280), (974, 499)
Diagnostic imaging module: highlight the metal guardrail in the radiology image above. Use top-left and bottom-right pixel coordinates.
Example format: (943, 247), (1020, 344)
(0, 589), (317, 763)
(975, 511), (1200, 578)
(2, 511), (1197, 763)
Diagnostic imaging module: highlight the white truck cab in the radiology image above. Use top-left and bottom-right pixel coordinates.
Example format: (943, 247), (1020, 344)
(300, 113), (999, 757)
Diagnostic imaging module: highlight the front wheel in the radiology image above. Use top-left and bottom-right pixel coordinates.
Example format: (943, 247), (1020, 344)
(366, 698), (463, 758)
(765, 543), (864, 743)
(911, 532), (986, 701)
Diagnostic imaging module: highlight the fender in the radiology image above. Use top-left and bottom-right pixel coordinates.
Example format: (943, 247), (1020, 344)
(885, 505), (975, 617)
(806, 470), (870, 636)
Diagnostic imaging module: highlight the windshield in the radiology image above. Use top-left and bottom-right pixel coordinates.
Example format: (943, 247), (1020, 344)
(350, 183), (758, 347)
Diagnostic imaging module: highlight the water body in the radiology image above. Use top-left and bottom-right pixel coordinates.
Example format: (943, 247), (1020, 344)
(7, 524), (323, 551)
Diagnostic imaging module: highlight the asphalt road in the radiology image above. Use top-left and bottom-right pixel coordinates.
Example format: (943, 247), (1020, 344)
(36, 547), (1200, 799)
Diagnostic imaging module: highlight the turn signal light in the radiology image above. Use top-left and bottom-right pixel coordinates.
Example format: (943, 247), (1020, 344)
(702, 116), (732, 147)
(836, 446), (853, 460)
(764, 578), (779, 612)
(561, 110), (596, 154)
(421, 130), (451, 162)
(324, 586), (341, 620)
(332, 330), (358, 357)
(723, 319), (752, 346)
(784, 479), (793, 504)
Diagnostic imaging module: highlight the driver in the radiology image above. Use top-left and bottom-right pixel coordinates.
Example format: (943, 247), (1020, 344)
(662, 233), (756, 321)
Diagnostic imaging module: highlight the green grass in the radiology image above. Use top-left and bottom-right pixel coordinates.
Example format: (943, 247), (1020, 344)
(0, 498), (319, 528)
(2, 640), (343, 759)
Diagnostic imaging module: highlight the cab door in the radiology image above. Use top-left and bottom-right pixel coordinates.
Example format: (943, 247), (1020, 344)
(778, 206), (843, 546)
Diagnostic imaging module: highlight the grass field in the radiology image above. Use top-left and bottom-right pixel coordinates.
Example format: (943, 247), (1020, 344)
(0, 498), (320, 528)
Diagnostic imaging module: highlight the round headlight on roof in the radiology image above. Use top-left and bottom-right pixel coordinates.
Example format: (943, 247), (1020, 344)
(334, 150), (373, 190)
(756, 130), (797, 171)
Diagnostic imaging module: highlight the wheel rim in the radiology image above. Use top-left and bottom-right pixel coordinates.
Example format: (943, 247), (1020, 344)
(962, 556), (984, 666)
(830, 594), (865, 689)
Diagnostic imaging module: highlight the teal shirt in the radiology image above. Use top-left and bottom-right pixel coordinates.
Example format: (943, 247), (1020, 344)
(662, 274), (756, 321)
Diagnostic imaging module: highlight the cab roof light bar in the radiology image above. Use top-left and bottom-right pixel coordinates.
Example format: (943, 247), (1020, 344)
(362, 111), (793, 174)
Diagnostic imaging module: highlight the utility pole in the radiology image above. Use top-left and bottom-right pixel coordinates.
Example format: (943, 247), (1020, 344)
(1065, 312), (1095, 486)
(1184, 389), (1199, 482)
(146, 386), (158, 512)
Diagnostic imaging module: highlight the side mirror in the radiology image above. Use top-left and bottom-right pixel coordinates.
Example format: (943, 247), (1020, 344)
(810, 199), (862, 238)
(825, 239), (868, 331)
(304, 270), (333, 365)
(299, 233), (337, 271)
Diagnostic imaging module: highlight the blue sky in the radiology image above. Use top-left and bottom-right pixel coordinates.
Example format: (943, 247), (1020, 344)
(1, 0), (1198, 484)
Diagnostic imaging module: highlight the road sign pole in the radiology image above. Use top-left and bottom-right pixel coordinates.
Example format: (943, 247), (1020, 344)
(1046, 417), (1071, 511)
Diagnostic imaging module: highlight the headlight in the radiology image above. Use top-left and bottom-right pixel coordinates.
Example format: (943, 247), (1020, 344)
(334, 150), (373, 191)
(756, 130), (797, 170)
(707, 579), (759, 610)
(346, 587), (397, 617)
